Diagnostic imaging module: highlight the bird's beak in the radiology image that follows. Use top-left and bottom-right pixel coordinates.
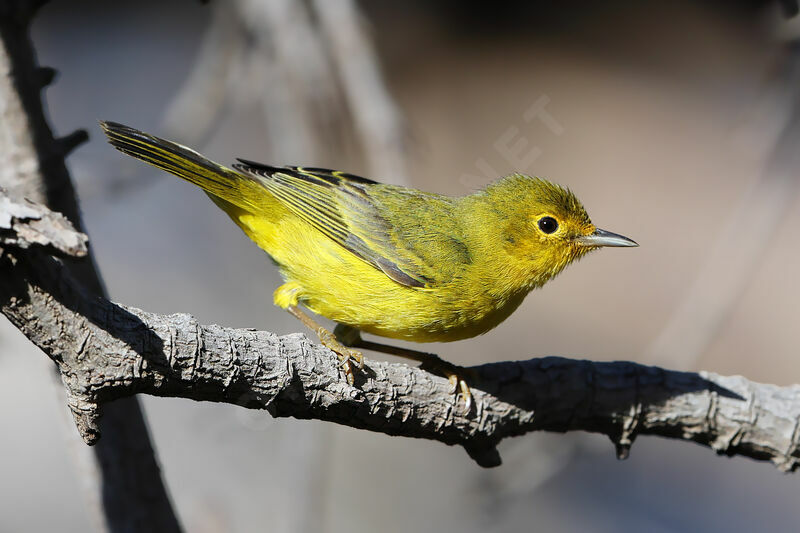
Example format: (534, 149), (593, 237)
(576, 228), (638, 248)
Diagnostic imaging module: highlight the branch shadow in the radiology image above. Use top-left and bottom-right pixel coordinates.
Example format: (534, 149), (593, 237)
(470, 355), (745, 446)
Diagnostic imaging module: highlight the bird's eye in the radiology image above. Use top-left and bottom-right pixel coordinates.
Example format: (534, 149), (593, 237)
(538, 216), (559, 234)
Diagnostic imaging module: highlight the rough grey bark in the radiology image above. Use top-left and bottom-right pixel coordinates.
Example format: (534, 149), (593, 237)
(1, 210), (799, 471)
(0, 187), (87, 255)
(0, 2), (182, 532)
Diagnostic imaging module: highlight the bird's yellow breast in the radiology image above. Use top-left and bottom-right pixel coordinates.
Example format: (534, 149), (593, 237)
(233, 207), (528, 343)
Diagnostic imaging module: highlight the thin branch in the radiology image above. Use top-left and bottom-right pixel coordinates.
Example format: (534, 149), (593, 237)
(1, 238), (799, 472)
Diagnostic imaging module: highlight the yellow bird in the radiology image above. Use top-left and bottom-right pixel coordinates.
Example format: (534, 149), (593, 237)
(101, 121), (637, 409)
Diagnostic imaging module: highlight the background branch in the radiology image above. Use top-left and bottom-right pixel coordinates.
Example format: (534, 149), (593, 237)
(98, 0), (409, 200)
(0, 3), (181, 531)
(312, 0), (410, 183)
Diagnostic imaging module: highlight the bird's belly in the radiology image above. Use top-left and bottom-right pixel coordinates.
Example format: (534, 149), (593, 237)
(306, 273), (528, 343)
(235, 212), (527, 343)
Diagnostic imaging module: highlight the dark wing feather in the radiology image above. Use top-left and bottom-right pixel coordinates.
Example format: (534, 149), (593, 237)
(232, 161), (430, 288)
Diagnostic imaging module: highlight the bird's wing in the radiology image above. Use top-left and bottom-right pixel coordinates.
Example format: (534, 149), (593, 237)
(232, 161), (441, 288)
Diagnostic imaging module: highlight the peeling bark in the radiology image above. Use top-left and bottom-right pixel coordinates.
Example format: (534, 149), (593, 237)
(0, 188), (88, 256)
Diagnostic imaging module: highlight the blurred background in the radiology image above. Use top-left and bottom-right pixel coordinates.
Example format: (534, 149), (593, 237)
(2, 0), (800, 531)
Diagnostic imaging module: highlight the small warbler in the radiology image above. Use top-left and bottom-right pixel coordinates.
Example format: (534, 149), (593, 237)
(102, 121), (637, 409)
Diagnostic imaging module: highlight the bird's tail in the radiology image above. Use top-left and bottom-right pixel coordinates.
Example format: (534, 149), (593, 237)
(100, 121), (266, 213)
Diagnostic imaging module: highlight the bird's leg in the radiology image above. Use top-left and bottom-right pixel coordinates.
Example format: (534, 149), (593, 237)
(334, 325), (474, 411)
(287, 306), (363, 385)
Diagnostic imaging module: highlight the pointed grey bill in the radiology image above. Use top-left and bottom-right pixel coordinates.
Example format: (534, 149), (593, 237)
(576, 228), (638, 247)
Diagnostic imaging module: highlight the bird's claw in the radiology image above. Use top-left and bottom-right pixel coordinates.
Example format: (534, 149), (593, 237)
(447, 374), (458, 394)
(421, 356), (474, 413)
(336, 348), (364, 385)
(318, 328), (364, 385)
(447, 374), (473, 412)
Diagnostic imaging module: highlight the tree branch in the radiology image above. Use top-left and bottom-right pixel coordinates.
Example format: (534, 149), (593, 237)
(2, 227), (799, 471)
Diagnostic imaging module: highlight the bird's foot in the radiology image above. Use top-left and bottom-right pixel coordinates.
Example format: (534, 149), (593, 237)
(317, 328), (364, 385)
(285, 307), (365, 386)
(448, 374), (473, 413)
(331, 325), (474, 411)
(420, 356), (476, 413)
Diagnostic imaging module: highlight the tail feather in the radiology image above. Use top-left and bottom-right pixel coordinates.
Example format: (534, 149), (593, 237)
(100, 121), (266, 213)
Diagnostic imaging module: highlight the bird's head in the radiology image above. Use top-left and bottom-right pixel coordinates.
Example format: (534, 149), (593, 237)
(484, 174), (637, 290)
